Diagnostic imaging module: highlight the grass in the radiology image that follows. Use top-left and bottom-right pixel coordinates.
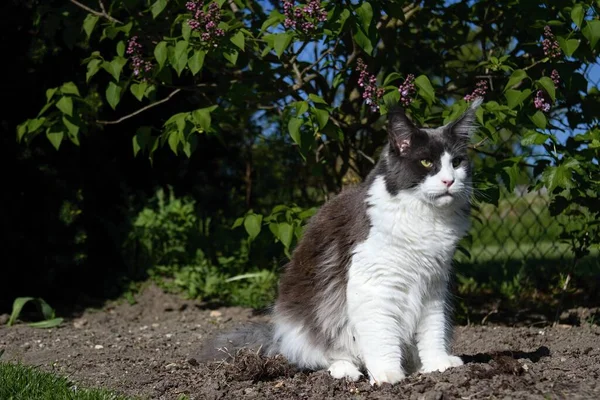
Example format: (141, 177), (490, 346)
(0, 362), (134, 400)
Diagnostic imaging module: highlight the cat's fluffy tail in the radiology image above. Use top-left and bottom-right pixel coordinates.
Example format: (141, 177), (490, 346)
(195, 322), (279, 362)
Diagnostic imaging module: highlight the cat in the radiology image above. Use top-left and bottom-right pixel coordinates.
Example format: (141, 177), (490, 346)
(198, 98), (482, 385)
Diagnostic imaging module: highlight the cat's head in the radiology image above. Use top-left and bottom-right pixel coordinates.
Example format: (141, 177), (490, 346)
(379, 98), (482, 209)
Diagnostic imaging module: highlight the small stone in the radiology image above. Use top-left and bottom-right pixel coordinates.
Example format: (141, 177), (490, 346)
(0, 314), (9, 325)
(73, 318), (87, 329)
(560, 357), (566, 362)
(187, 358), (199, 366)
(165, 333), (173, 339)
(94, 344), (104, 350)
(209, 310), (222, 318)
(165, 363), (179, 370)
(151, 323), (159, 328)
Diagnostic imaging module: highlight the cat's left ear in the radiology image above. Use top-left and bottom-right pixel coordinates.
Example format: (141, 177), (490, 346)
(446, 97), (483, 139)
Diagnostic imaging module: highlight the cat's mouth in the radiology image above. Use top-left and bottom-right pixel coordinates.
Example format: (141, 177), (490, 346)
(433, 192), (453, 199)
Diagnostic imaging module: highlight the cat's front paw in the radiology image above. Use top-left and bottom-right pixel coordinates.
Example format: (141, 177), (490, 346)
(328, 360), (363, 381)
(368, 369), (405, 386)
(420, 355), (463, 373)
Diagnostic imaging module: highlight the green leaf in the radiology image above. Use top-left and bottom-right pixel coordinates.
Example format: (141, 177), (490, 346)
(56, 96), (73, 116)
(167, 131), (179, 154)
(383, 72), (403, 86)
(173, 41), (189, 76)
(106, 81), (122, 110)
(82, 14), (99, 39)
(557, 37), (580, 57)
(28, 318), (64, 329)
(504, 89), (531, 109)
(414, 75), (435, 105)
(223, 49), (238, 65)
(308, 94), (328, 105)
(244, 214), (262, 240)
(275, 222), (293, 249)
(502, 163), (521, 193)
(273, 32), (293, 58)
(61, 82), (80, 96)
(582, 20), (600, 49)
(188, 50), (205, 75)
(46, 88), (58, 102)
(232, 217), (244, 229)
(261, 10), (285, 32)
(154, 41), (168, 70)
(130, 82), (148, 101)
(530, 111), (547, 129)
(353, 27), (373, 55)
(542, 164), (575, 192)
(355, 2), (374, 31)
(520, 130), (548, 146)
(230, 31), (245, 50)
(27, 117), (46, 133)
(294, 101), (309, 115)
(151, 0), (167, 18)
(504, 69), (527, 92)
(571, 4), (584, 29)
(17, 122), (28, 142)
(133, 126), (153, 157)
(86, 59), (102, 82)
(182, 21), (192, 41)
(312, 107), (329, 129)
(102, 57), (127, 81)
(8, 297), (35, 326)
(62, 115), (79, 137)
(192, 108), (211, 131)
(288, 117), (303, 145)
(116, 40), (126, 57)
(46, 127), (64, 150)
(537, 76), (556, 102)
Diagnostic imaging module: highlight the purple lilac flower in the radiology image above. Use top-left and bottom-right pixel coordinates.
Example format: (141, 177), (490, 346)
(464, 80), (488, 102)
(542, 26), (561, 59)
(534, 90), (551, 113)
(126, 36), (152, 78)
(283, 0), (327, 34)
(187, 1), (225, 45)
(356, 58), (384, 112)
(398, 74), (416, 106)
(551, 69), (561, 86)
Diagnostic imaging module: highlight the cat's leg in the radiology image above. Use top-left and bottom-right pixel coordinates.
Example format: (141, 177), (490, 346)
(348, 296), (405, 385)
(416, 287), (463, 373)
(327, 358), (363, 381)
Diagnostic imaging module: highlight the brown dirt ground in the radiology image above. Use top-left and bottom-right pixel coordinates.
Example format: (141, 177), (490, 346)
(1, 284), (599, 400)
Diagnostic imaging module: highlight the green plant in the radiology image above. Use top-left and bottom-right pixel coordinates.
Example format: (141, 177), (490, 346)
(0, 362), (133, 400)
(7, 297), (62, 329)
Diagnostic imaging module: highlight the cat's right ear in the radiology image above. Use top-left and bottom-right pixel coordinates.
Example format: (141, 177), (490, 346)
(387, 107), (420, 156)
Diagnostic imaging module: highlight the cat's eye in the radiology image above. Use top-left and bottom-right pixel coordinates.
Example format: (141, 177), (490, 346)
(452, 157), (463, 168)
(420, 159), (433, 168)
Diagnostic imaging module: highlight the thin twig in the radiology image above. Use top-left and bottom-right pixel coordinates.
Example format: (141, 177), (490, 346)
(70, 0), (123, 23)
(96, 88), (182, 125)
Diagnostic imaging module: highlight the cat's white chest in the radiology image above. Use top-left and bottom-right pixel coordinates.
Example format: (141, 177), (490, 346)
(356, 179), (468, 274)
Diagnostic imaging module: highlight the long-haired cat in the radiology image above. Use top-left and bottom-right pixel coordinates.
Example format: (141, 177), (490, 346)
(199, 98), (482, 385)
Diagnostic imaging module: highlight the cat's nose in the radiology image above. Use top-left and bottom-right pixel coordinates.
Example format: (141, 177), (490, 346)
(441, 179), (454, 187)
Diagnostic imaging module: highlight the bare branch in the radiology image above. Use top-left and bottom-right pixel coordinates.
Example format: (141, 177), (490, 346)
(96, 89), (182, 125)
(69, 0), (123, 24)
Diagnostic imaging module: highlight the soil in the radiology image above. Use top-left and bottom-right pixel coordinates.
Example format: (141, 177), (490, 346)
(1, 284), (599, 400)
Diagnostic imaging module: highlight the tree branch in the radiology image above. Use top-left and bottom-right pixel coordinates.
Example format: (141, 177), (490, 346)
(96, 89), (182, 125)
(69, 0), (123, 24)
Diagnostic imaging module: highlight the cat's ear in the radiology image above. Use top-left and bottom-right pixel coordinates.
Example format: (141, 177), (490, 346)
(447, 97), (483, 139)
(387, 106), (422, 156)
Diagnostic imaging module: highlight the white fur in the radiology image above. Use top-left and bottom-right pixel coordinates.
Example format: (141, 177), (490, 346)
(347, 167), (470, 385)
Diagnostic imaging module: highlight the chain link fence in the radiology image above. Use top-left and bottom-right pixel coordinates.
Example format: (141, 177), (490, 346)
(454, 62), (600, 296)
